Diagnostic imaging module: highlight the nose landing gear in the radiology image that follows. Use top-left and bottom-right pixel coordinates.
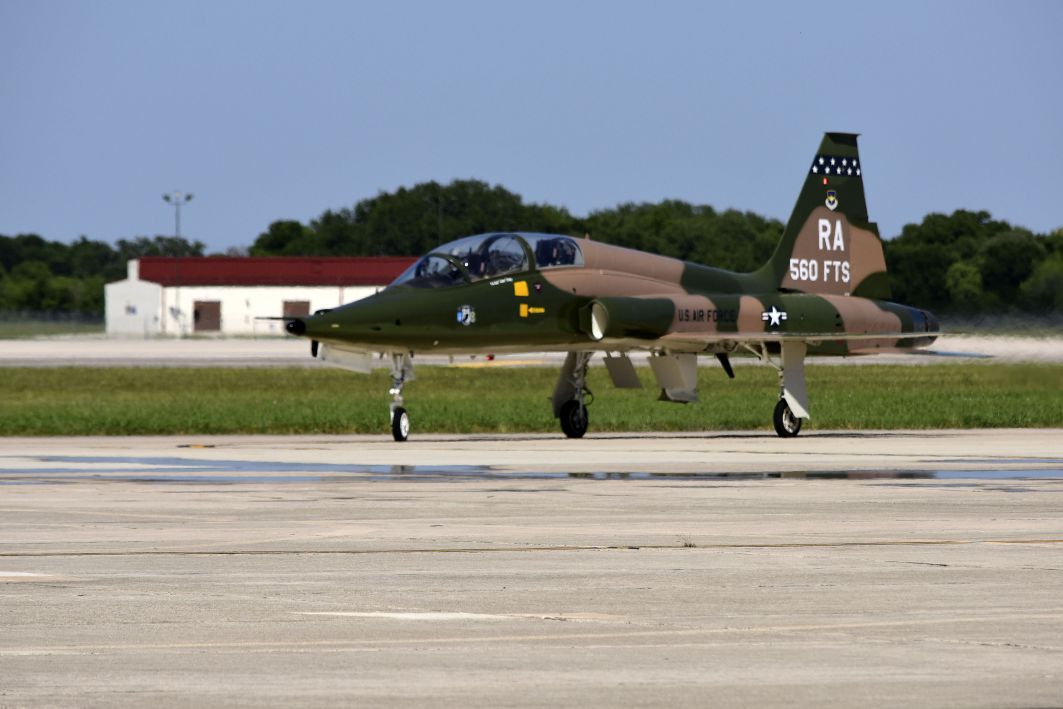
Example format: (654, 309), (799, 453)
(559, 399), (589, 438)
(388, 352), (415, 442)
(552, 351), (593, 438)
(391, 406), (410, 441)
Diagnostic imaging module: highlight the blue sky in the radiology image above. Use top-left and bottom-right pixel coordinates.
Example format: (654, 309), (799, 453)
(1, 0), (1060, 253)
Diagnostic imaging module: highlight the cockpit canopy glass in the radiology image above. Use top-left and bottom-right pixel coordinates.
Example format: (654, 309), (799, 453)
(522, 234), (584, 269)
(390, 233), (583, 288)
(390, 254), (467, 289)
(441, 233), (528, 280)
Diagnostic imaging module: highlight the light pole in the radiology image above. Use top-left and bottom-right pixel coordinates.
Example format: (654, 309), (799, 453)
(161, 190), (193, 336)
(162, 191), (193, 237)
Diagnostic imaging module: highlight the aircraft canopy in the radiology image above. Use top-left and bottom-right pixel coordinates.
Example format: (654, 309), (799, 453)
(390, 233), (584, 288)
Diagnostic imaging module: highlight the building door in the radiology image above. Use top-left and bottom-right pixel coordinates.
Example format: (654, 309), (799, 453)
(283, 300), (311, 318)
(193, 301), (221, 332)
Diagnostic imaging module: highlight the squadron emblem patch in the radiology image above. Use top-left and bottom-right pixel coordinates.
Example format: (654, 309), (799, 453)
(456, 305), (476, 326)
(825, 190), (839, 211)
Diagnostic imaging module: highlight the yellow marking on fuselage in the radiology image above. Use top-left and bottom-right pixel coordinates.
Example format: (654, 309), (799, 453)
(519, 303), (546, 318)
(513, 281), (529, 297)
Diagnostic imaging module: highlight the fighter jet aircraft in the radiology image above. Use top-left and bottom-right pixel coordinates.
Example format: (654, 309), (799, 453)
(285, 133), (939, 441)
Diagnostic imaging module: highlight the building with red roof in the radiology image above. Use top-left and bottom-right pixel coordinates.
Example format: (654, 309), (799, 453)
(105, 256), (415, 337)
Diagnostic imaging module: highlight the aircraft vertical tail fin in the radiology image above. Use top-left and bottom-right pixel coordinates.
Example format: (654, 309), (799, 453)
(760, 133), (891, 299)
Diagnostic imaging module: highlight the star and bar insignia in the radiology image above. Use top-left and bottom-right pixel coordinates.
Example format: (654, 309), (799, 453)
(762, 306), (788, 328)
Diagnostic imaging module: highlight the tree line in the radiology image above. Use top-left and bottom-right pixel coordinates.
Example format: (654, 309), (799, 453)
(2, 178), (1060, 317)
(887, 210), (1063, 314)
(0, 235), (205, 315)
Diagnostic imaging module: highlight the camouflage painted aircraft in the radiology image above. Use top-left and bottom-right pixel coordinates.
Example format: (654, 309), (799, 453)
(286, 133), (939, 441)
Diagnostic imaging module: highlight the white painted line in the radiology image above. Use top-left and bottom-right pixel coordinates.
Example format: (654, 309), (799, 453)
(295, 611), (622, 623)
(0, 572), (51, 577)
(297, 611), (510, 621)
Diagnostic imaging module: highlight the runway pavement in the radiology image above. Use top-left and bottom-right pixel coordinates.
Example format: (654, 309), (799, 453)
(2, 333), (1062, 367)
(2, 430), (1063, 707)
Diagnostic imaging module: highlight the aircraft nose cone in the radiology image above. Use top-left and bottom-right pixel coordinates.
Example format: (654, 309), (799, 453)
(286, 319), (307, 336)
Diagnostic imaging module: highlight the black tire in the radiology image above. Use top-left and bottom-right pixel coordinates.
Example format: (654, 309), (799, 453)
(559, 400), (589, 439)
(391, 407), (410, 442)
(773, 398), (802, 438)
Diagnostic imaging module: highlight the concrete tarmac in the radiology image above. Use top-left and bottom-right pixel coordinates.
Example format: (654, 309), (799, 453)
(2, 431), (1063, 707)
(2, 333), (1062, 366)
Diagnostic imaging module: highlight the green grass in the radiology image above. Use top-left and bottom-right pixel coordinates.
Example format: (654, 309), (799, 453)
(1, 364), (1061, 436)
(0, 320), (104, 339)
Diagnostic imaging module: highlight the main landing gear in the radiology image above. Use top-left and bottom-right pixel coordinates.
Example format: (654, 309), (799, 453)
(552, 351), (593, 438)
(744, 341), (811, 438)
(388, 352), (415, 442)
(773, 398), (802, 437)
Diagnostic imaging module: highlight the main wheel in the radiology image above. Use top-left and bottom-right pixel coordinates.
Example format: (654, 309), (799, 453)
(773, 398), (802, 438)
(559, 400), (589, 439)
(391, 406), (410, 442)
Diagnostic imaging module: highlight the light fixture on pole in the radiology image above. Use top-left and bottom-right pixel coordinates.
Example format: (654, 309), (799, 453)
(162, 191), (193, 238)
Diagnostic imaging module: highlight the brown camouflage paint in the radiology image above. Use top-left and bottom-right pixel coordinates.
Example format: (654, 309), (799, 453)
(542, 240), (688, 297)
(779, 206), (887, 296)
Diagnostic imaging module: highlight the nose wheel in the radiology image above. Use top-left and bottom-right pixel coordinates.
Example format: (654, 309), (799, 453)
(391, 406), (410, 442)
(388, 352), (415, 442)
(559, 400), (589, 439)
(553, 352), (594, 439)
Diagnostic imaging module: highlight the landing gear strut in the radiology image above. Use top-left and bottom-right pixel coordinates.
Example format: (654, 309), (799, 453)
(388, 352), (415, 442)
(552, 351), (593, 438)
(744, 341), (810, 438)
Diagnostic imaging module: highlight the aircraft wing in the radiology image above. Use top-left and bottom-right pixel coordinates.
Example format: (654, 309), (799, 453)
(660, 331), (933, 343)
(654, 330), (936, 352)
